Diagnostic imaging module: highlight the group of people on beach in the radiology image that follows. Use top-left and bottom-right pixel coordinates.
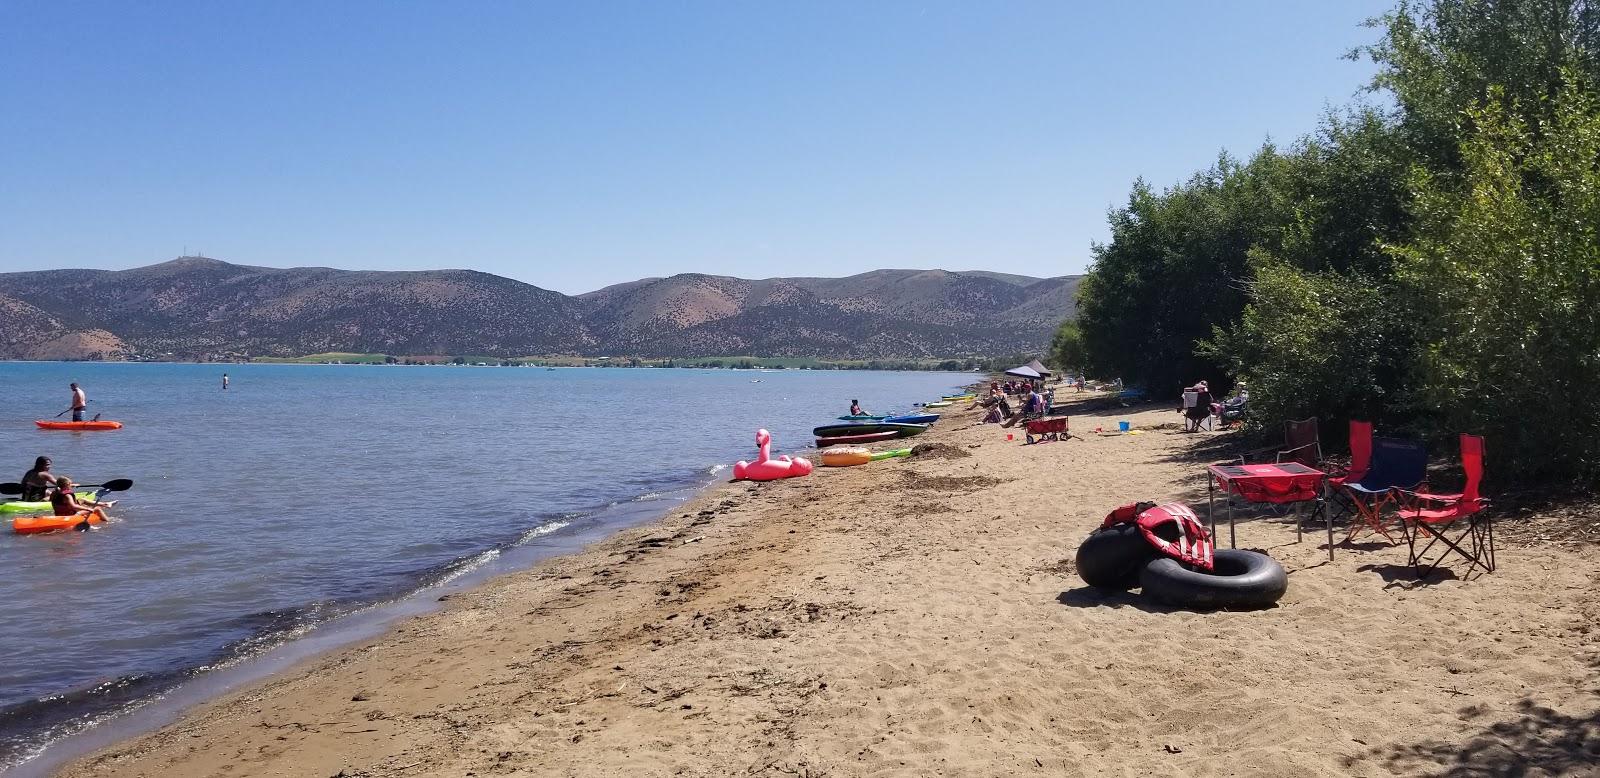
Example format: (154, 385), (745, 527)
(970, 380), (1053, 426)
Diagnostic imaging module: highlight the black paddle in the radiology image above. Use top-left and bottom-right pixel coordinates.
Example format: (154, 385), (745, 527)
(53, 398), (91, 419)
(0, 478), (133, 496)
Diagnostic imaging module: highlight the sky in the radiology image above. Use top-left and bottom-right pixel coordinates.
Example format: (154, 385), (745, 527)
(0, 1), (1393, 294)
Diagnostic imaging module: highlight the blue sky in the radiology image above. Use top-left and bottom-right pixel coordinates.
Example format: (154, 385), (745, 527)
(1, 1), (1392, 294)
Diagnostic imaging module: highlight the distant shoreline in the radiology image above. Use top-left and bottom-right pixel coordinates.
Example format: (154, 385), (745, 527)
(1, 354), (1001, 372)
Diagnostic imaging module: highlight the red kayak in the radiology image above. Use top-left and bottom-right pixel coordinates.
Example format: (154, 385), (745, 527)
(35, 420), (123, 431)
(815, 430), (900, 446)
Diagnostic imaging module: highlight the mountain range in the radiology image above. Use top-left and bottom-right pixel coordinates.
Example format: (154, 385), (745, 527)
(0, 258), (1080, 361)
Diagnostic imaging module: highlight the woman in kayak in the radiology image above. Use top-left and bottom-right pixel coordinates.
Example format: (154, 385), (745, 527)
(20, 456), (55, 501)
(49, 476), (108, 516)
(849, 399), (867, 416)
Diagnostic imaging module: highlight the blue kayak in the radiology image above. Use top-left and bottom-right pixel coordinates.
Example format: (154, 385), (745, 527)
(884, 413), (939, 425)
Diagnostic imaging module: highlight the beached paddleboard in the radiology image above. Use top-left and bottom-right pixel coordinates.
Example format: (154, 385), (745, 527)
(812, 422), (929, 439)
(883, 413), (939, 425)
(921, 401), (953, 408)
(815, 431), (900, 446)
(869, 448), (914, 461)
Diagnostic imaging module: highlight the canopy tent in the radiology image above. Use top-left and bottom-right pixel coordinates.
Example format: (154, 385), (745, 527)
(1026, 359), (1052, 377)
(1004, 365), (1042, 379)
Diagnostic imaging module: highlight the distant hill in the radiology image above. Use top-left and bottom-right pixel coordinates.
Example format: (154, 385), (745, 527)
(0, 258), (1080, 360)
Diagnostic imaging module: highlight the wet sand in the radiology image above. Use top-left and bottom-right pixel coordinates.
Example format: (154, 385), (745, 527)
(58, 400), (1600, 777)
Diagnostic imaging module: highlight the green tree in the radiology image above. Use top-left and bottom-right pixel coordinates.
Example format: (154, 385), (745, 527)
(1391, 77), (1600, 481)
(1049, 320), (1087, 375)
(1076, 149), (1290, 391)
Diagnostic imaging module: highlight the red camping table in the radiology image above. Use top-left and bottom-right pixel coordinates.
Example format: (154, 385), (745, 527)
(1206, 462), (1330, 559)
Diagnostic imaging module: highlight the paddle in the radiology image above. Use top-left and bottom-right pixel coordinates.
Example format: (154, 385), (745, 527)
(0, 478), (133, 496)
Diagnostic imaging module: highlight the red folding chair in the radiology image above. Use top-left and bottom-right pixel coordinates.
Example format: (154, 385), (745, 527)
(1397, 434), (1493, 578)
(1325, 420), (1372, 524)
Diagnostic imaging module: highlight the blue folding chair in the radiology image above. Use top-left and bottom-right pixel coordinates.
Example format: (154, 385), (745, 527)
(1339, 437), (1427, 543)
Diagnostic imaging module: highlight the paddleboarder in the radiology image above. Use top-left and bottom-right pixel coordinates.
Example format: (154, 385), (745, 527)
(222, 373), (229, 391)
(69, 382), (87, 421)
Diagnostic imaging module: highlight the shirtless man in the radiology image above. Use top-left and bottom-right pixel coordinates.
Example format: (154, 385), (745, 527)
(69, 382), (87, 421)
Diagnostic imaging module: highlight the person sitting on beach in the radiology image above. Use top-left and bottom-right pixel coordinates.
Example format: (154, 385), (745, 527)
(1002, 384), (1047, 428)
(967, 384), (1001, 411)
(49, 476), (107, 516)
(1219, 382), (1248, 425)
(1183, 381), (1213, 432)
(20, 456), (55, 501)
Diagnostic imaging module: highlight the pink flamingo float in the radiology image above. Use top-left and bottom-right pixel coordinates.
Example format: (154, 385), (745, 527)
(733, 428), (813, 481)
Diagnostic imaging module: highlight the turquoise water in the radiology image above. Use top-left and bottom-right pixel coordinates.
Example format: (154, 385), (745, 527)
(0, 363), (965, 768)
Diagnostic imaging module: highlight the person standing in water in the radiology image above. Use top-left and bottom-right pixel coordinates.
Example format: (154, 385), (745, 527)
(68, 382), (87, 421)
(222, 373), (229, 391)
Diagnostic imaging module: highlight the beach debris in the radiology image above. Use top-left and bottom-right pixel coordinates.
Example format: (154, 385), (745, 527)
(911, 441), (970, 459)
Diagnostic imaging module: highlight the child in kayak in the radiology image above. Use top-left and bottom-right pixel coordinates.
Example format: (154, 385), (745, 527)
(50, 476), (109, 517)
(20, 456), (55, 501)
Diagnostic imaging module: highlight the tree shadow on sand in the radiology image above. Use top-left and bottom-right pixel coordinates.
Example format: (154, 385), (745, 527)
(1368, 698), (1600, 777)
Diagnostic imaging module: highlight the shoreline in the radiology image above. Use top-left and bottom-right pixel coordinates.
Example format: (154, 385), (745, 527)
(8, 470), (726, 777)
(42, 399), (1600, 777)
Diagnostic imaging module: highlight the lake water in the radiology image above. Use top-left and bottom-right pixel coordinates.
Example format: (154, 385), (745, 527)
(0, 363), (967, 770)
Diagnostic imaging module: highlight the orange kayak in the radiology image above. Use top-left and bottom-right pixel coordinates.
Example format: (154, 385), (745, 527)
(34, 420), (123, 431)
(12, 510), (106, 535)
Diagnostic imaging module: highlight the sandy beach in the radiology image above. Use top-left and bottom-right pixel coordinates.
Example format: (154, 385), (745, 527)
(57, 398), (1600, 777)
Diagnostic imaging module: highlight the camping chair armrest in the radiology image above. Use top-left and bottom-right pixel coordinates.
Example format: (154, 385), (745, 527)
(1391, 487), (1457, 510)
(1274, 442), (1320, 466)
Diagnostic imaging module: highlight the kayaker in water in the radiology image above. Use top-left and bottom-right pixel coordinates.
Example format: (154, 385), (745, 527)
(20, 456), (55, 501)
(50, 476), (107, 515)
(69, 382), (87, 422)
(849, 399), (867, 416)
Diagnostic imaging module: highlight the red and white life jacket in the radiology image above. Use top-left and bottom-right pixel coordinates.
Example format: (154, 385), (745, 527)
(1101, 501), (1214, 570)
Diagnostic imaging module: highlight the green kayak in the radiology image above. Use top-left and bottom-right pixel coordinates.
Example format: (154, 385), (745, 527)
(0, 491), (99, 515)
